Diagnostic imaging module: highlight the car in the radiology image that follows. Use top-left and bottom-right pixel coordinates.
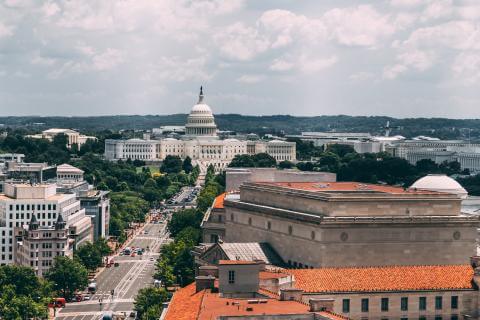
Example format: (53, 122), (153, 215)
(144, 231), (149, 234)
(149, 257), (154, 261)
(129, 311), (137, 318)
(83, 295), (91, 301)
(48, 297), (66, 308)
(131, 252), (136, 257)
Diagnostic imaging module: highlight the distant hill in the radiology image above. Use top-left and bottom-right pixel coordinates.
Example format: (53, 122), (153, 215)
(1, 114), (480, 140)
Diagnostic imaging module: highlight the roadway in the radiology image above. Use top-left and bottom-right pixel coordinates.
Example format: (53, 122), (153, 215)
(55, 221), (169, 320)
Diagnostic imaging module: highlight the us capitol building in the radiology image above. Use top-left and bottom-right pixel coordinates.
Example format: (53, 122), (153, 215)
(104, 88), (296, 170)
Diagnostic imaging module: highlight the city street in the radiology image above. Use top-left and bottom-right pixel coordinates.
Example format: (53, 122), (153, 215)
(55, 221), (169, 320)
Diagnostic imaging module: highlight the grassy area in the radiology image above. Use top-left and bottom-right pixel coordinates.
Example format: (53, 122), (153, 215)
(136, 165), (161, 174)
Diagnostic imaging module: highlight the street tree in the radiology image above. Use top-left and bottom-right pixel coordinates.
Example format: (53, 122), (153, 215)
(45, 256), (88, 298)
(134, 287), (169, 320)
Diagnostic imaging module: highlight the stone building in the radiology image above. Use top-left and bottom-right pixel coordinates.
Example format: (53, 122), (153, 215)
(212, 178), (479, 268)
(14, 214), (72, 277)
(104, 88), (296, 170)
(0, 182), (92, 265)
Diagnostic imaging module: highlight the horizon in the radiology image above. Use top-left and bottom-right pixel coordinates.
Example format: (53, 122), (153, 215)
(2, 1), (480, 118)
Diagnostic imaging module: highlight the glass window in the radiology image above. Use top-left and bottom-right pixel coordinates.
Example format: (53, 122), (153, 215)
(342, 299), (350, 313)
(451, 315), (458, 320)
(401, 297), (408, 311)
(435, 296), (443, 310)
(381, 298), (389, 311)
(451, 296), (458, 309)
(361, 298), (369, 312)
(435, 316), (442, 320)
(419, 297), (427, 311)
(228, 270), (235, 284)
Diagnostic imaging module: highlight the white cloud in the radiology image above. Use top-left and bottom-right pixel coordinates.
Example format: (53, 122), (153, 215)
(41, 1), (60, 17)
(421, 0), (453, 22)
(349, 72), (374, 81)
(323, 5), (396, 47)
(92, 48), (123, 71)
(298, 55), (338, 74)
(452, 52), (480, 85)
(270, 59), (294, 71)
(214, 22), (269, 61)
(236, 74), (264, 84)
(390, 0), (423, 8)
(0, 22), (14, 38)
(383, 64), (407, 79)
(31, 54), (56, 66)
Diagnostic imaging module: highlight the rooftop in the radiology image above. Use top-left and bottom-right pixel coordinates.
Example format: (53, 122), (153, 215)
(260, 181), (442, 195)
(218, 242), (285, 266)
(212, 192), (226, 209)
(218, 260), (259, 265)
(287, 265), (474, 293)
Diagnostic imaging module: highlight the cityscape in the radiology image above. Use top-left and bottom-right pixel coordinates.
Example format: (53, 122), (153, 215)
(2, 1), (480, 320)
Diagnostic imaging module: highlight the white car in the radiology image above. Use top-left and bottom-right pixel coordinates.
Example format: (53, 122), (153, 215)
(83, 295), (91, 301)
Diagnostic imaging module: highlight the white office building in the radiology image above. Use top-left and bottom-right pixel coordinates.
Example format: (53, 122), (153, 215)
(0, 182), (92, 265)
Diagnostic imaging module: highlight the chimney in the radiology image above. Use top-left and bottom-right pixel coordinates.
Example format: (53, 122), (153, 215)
(280, 288), (303, 301)
(471, 256), (480, 269)
(254, 259), (266, 271)
(309, 298), (335, 312)
(198, 265), (219, 278)
(195, 275), (215, 293)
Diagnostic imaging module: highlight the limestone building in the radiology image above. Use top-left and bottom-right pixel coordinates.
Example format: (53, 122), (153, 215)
(204, 177), (479, 268)
(104, 88), (296, 170)
(27, 128), (97, 149)
(14, 214), (72, 277)
(0, 182), (93, 265)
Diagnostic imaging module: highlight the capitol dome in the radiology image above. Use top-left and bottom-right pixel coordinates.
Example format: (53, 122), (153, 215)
(185, 86), (217, 137)
(409, 174), (468, 199)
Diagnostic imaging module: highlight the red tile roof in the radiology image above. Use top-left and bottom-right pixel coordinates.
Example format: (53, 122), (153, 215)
(218, 259), (258, 265)
(287, 265), (474, 293)
(197, 290), (311, 320)
(164, 283), (204, 320)
(261, 182), (441, 195)
(212, 193), (226, 209)
(259, 271), (291, 280)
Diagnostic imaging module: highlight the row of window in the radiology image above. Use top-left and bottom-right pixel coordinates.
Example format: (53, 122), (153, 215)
(342, 296), (458, 313)
(9, 204), (57, 211)
(9, 212), (57, 220)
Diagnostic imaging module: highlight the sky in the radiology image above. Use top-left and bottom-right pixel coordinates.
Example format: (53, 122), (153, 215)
(1, 0), (480, 118)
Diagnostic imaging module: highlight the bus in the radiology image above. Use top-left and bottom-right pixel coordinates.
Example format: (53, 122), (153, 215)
(88, 282), (97, 294)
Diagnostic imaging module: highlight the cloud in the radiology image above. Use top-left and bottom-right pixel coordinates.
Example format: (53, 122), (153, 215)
(270, 59), (294, 72)
(92, 48), (123, 71)
(390, 0), (423, 8)
(0, 22), (14, 38)
(452, 52), (480, 85)
(236, 74), (265, 84)
(41, 1), (60, 17)
(31, 54), (56, 66)
(214, 22), (269, 61)
(349, 72), (374, 81)
(323, 5), (396, 47)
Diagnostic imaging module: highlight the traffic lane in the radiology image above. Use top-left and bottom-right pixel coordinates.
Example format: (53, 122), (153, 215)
(94, 262), (134, 295)
(124, 261), (156, 298)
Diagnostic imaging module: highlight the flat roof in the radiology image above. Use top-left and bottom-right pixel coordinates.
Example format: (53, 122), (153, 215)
(258, 181), (442, 195)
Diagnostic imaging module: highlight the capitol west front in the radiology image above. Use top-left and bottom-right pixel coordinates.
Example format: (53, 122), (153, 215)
(104, 88), (296, 169)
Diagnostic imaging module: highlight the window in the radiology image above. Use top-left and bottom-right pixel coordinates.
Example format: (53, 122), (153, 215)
(435, 296), (443, 310)
(228, 270), (235, 284)
(401, 297), (408, 311)
(288, 225), (293, 235)
(435, 317), (442, 320)
(401, 318), (408, 320)
(342, 299), (350, 313)
(361, 298), (369, 312)
(451, 296), (458, 309)
(248, 217), (252, 225)
(381, 298), (389, 311)
(311, 231), (316, 240)
(267, 221), (271, 230)
(451, 315), (458, 320)
(419, 297), (427, 311)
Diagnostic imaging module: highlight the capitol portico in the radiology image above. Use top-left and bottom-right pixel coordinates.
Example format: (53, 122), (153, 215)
(104, 88), (296, 170)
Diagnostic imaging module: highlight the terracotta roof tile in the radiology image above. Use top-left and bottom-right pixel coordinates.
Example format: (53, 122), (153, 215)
(287, 265), (474, 293)
(164, 283), (204, 320)
(212, 193), (226, 209)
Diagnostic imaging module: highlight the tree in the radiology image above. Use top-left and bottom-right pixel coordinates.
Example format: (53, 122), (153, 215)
(134, 287), (169, 320)
(161, 155), (182, 174)
(252, 153), (276, 167)
(167, 209), (202, 237)
(75, 242), (102, 271)
(326, 144), (355, 157)
(182, 156), (193, 174)
(94, 238), (113, 256)
(278, 160), (294, 169)
(45, 256), (88, 298)
(229, 154), (255, 167)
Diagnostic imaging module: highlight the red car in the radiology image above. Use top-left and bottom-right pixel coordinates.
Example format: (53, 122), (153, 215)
(48, 298), (66, 308)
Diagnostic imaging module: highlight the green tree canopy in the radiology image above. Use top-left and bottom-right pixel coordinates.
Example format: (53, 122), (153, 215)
(134, 287), (169, 320)
(45, 256), (88, 298)
(161, 155), (182, 174)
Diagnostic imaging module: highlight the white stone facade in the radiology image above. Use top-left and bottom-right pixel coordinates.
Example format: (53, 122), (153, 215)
(0, 182), (92, 265)
(27, 128), (97, 149)
(104, 89), (296, 169)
